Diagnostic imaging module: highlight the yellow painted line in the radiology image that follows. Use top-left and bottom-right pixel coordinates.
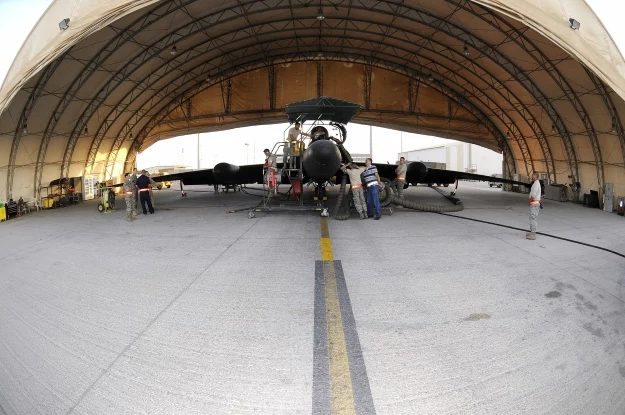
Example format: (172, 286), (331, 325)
(324, 261), (356, 414)
(319, 218), (356, 414)
(321, 238), (334, 261)
(320, 217), (333, 260)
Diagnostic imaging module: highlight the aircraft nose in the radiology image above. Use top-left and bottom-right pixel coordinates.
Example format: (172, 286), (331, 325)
(302, 140), (342, 182)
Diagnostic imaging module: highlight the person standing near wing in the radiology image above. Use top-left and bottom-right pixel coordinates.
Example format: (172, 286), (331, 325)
(340, 163), (367, 219)
(123, 173), (136, 222)
(285, 122), (310, 169)
(526, 172), (541, 240)
(130, 168), (138, 217)
(136, 170), (155, 215)
(264, 148), (278, 197)
(363, 158), (382, 220)
(392, 157), (407, 198)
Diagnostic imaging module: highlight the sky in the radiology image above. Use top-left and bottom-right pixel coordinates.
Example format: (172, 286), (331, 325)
(1, 0), (624, 169)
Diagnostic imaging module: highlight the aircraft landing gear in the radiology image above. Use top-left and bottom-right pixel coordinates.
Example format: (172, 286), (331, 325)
(179, 180), (187, 197)
(321, 208), (329, 217)
(451, 179), (459, 197)
(248, 210), (255, 218)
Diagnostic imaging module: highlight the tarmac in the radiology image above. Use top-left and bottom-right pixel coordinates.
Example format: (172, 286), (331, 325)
(0, 181), (624, 415)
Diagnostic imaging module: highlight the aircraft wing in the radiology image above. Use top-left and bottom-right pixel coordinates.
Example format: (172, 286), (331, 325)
(423, 168), (531, 187)
(373, 163), (530, 187)
(150, 163), (266, 186)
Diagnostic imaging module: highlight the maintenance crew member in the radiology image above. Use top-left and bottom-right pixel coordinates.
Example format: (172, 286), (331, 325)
(527, 172), (541, 240)
(341, 163), (367, 219)
(145, 171), (157, 209)
(264, 148), (278, 197)
(123, 173), (136, 222)
(130, 168), (138, 216)
(363, 158), (383, 220)
(286, 122), (310, 169)
(136, 170), (155, 215)
(393, 157), (408, 198)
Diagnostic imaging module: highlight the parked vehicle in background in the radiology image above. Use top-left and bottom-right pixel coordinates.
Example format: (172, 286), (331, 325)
(489, 174), (503, 188)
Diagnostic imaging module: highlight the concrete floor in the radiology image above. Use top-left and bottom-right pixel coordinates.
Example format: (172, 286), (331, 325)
(0, 181), (624, 414)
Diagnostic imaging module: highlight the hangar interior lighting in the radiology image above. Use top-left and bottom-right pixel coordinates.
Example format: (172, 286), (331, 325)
(84, 127), (88, 135)
(59, 18), (70, 31)
(317, 8), (325, 20)
(23, 124), (27, 134)
(506, 130), (510, 138)
(569, 18), (580, 30)
(612, 117), (617, 133)
(463, 44), (469, 56)
(551, 124), (556, 134)
(170, 45), (177, 56)
(427, 74), (434, 82)
(317, 51), (323, 57)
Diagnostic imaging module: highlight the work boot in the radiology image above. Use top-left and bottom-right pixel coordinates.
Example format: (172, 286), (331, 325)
(360, 212), (366, 220)
(526, 232), (536, 240)
(132, 210), (137, 217)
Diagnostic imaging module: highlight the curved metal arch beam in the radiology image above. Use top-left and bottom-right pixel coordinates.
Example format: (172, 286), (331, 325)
(119, 51), (518, 180)
(72, 0), (551, 186)
(110, 42), (527, 180)
(5, 58), (63, 199)
(583, 67), (625, 169)
(61, 0), (291, 180)
(452, 0), (599, 188)
(357, 0), (575, 182)
(30, 0), (202, 198)
(96, 18), (541, 181)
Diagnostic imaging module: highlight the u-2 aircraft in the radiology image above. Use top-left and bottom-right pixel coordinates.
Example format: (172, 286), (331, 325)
(151, 97), (529, 195)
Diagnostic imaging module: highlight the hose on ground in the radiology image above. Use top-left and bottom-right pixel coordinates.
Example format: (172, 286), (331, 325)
(333, 173), (351, 220)
(380, 178), (394, 207)
(391, 185), (465, 212)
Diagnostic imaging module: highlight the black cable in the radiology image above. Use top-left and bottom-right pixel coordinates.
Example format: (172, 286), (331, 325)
(439, 212), (625, 260)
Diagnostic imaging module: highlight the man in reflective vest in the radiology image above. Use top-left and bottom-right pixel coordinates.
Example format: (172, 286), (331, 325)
(392, 156), (407, 198)
(341, 163), (367, 219)
(123, 173), (136, 222)
(136, 170), (155, 215)
(527, 172), (541, 240)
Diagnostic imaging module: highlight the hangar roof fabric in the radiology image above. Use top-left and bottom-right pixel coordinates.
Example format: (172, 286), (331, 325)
(1, 0), (625, 201)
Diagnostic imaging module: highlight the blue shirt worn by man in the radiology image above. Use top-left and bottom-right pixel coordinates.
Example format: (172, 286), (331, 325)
(136, 175), (150, 189)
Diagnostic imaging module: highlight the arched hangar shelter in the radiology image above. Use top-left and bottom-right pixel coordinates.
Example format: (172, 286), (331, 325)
(2, 0), (625, 203)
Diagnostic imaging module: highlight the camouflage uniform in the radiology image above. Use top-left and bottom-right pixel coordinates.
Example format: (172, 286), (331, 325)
(123, 176), (136, 222)
(146, 174), (157, 208)
(393, 163), (407, 198)
(345, 166), (367, 219)
(130, 171), (138, 216)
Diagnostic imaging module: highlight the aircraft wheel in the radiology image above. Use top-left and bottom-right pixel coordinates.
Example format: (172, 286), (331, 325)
(321, 208), (329, 217)
(248, 211), (255, 218)
(97, 203), (104, 213)
(451, 191), (456, 196)
(388, 207), (394, 215)
(444, 184), (449, 187)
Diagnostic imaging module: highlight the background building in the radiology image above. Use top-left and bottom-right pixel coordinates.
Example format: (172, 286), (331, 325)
(399, 143), (503, 176)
